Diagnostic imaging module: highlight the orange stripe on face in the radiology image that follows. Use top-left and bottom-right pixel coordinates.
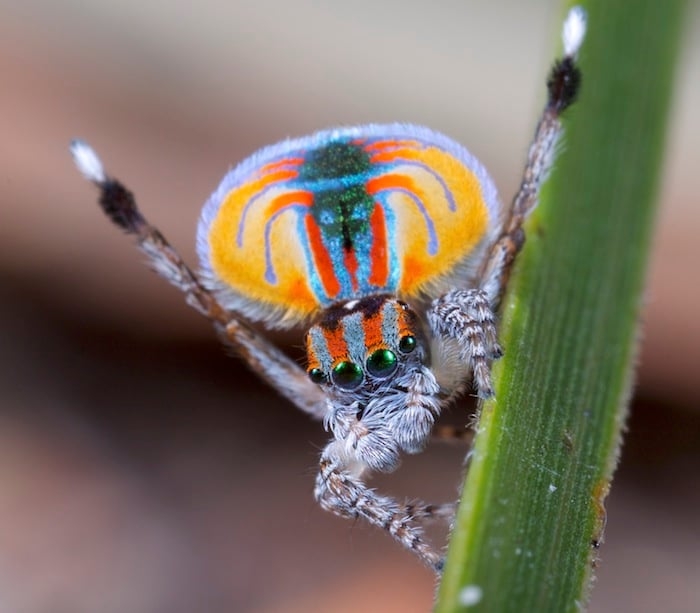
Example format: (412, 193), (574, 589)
(368, 204), (388, 287)
(361, 309), (386, 351)
(306, 358), (321, 373)
(323, 325), (350, 364)
(304, 215), (341, 299)
(395, 302), (417, 338)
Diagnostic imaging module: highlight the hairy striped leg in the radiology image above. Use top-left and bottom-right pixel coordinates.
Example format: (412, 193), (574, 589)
(70, 141), (329, 420)
(315, 444), (449, 572)
(315, 362), (456, 570)
(428, 288), (502, 399)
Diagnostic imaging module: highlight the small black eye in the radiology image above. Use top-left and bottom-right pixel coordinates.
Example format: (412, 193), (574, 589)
(366, 349), (398, 378)
(332, 361), (363, 389)
(399, 335), (416, 353)
(308, 368), (327, 384)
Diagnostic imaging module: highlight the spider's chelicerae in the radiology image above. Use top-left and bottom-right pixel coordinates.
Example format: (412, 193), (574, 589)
(71, 8), (586, 573)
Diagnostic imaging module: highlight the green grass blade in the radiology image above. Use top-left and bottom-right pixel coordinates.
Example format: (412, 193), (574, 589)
(435, 2), (687, 611)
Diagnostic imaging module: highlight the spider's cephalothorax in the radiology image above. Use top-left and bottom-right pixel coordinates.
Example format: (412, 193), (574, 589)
(71, 7), (586, 574)
(306, 295), (437, 463)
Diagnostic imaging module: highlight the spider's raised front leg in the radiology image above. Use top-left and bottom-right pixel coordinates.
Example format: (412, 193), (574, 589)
(70, 140), (328, 420)
(479, 9), (585, 310)
(428, 10), (586, 401)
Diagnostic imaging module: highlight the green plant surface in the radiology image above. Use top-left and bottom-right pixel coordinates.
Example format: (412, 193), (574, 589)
(435, 1), (687, 611)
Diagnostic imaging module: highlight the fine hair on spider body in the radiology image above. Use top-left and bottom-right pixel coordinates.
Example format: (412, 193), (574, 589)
(71, 7), (586, 573)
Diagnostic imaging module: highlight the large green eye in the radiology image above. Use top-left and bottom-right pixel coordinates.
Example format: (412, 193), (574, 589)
(399, 335), (416, 354)
(308, 368), (327, 384)
(366, 349), (398, 378)
(332, 361), (363, 389)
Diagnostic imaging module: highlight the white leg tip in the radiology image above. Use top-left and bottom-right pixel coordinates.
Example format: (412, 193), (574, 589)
(563, 6), (587, 58)
(70, 139), (106, 184)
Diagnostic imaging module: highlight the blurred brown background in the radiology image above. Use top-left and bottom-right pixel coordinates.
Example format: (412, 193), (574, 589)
(1, 1), (698, 611)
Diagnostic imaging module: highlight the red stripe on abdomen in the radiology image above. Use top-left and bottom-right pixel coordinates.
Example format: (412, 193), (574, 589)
(305, 215), (341, 299)
(343, 247), (359, 293)
(368, 203), (389, 287)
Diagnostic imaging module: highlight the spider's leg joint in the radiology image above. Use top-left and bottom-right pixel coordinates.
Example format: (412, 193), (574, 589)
(70, 139), (106, 183)
(428, 288), (501, 398)
(563, 6), (587, 58)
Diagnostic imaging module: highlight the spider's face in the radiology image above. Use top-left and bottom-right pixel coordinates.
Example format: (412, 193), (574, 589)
(305, 295), (427, 401)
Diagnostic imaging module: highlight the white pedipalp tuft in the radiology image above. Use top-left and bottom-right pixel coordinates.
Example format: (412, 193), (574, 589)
(562, 6), (587, 58)
(70, 139), (106, 184)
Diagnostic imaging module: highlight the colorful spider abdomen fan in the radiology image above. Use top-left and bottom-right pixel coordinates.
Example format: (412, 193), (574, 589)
(197, 124), (501, 328)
